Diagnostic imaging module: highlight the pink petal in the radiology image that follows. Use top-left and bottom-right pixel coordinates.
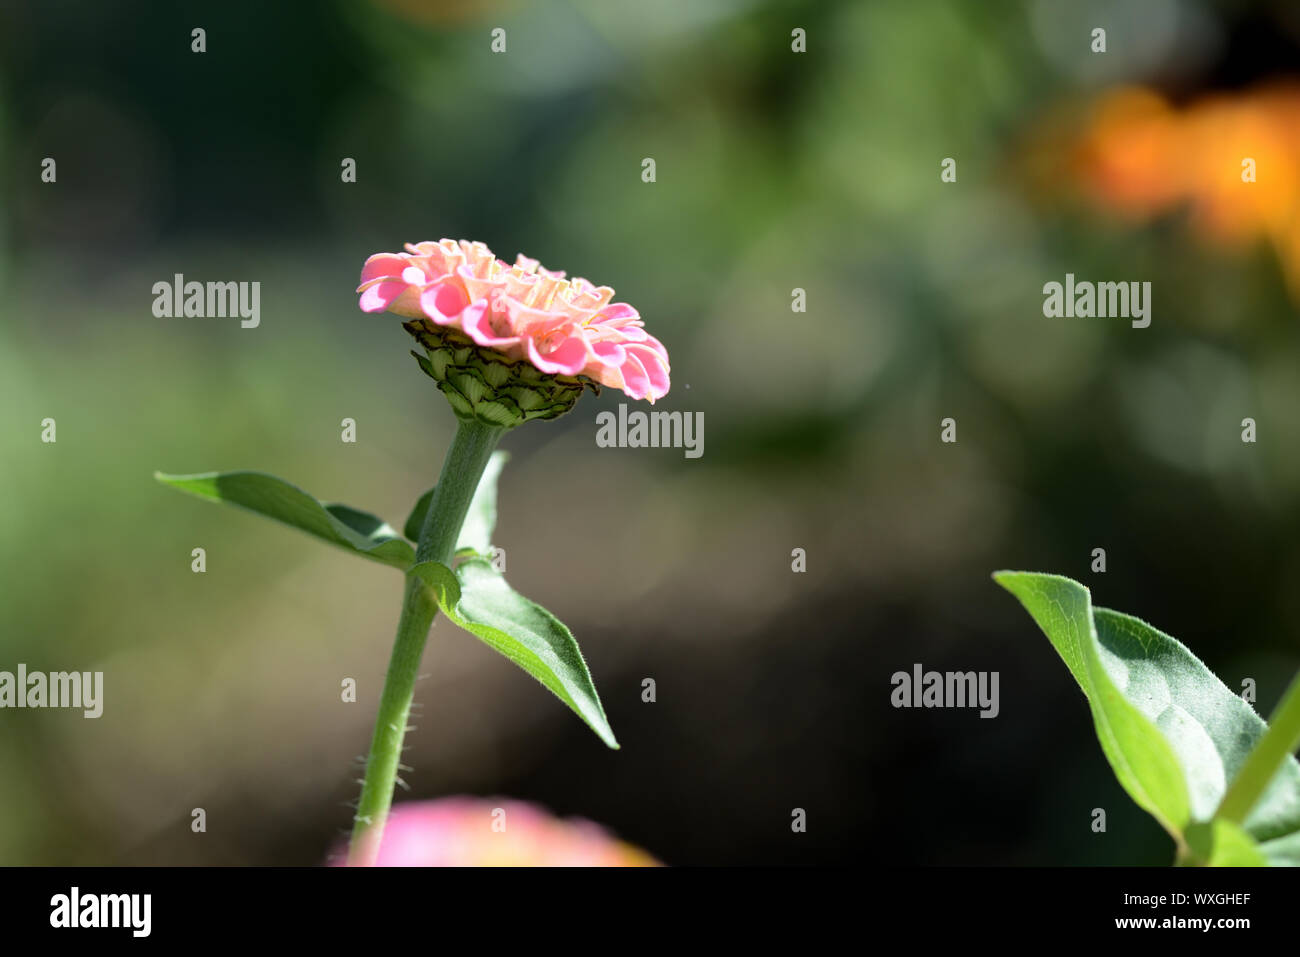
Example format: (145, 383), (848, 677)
(462, 301), (521, 348)
(619, 325), (648, 342)
(626, 344), (670, 399)
(387, 287), (429, 319)
(503, 297), (573, 337)
(359, 280), (411, 313)
(419, 279), (472, 325)
(527, 335), (589, 375)
(641, 332), (669, 358)
(590, 341), (627, 368)
(360, 253), (409, 286)
(619, 352), (651, 400)
(595, 302), (640, 323)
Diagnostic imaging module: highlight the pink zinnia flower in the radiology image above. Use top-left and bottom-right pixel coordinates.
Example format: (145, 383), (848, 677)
(358, 239), (670, 403)
(329, 798), (661, 867)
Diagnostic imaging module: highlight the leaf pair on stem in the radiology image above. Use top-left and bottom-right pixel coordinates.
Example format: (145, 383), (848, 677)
(155, 455), (617, 749)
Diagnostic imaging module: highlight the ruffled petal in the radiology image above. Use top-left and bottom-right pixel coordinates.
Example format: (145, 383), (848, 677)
(589, 340), (627, 368)
(527, 335), (589, 376)
(594, 302), (640, 324)
(462, 301), (521, 348)
(625, 344), (670, 400)
(360, 253), (409, 286)
(619, 351), (651, 401)
(502, 296), (575, 338)
(419, 279), (472, 325)
(359, 280), (411, 313)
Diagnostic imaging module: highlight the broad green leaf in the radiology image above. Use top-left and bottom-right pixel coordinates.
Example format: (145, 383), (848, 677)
(1093, 607), (1300, 865)
(156, 471), (414, 569)
(411, 557), (617, 749)
(402, 450), (507, 556)
(995, 573), (1191, 849)
(995, 571), (1300, 866)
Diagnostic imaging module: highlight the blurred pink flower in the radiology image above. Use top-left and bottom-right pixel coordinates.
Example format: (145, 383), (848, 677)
(358, 240), (670, 402)
(331, 797), (661, 867)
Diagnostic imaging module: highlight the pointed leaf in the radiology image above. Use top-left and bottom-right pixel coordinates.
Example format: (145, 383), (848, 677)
(995, 571), (1300, 866)
(995, 572), (1190, 846)
(156, 470), (414, 569)
(411, 557), (617, 748)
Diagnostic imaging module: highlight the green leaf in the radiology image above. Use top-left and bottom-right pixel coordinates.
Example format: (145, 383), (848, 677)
(403, 487), (435, 542)
(402, 451), (507, 556)
(994, 572), (1191, 845)
(156, 471), (414, 570)
(456, 451), (507, 557)
(411, 557), (618, 749)
(995, 571), (1300, 866)
(1093, 607), (1300, 865)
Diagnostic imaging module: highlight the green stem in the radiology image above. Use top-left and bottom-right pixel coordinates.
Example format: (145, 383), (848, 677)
(347, 417), (505, 866)
(1216, 668), (1300, 825)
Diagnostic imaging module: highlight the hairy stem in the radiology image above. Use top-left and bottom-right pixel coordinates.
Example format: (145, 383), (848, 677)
(1216, 669), (1300, 825)
(348, 416), (505, 866)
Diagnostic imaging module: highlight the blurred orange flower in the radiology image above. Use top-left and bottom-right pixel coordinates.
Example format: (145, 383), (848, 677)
(1074, 84), (1300, 298)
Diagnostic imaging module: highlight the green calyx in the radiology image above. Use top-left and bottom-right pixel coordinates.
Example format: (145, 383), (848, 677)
(402, 319), (597, 428)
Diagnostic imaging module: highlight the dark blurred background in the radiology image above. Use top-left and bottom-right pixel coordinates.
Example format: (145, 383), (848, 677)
(2, 0), (1300, 866)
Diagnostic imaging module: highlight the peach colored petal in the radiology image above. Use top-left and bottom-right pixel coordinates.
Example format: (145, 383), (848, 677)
(456, 264), (503, 303)
(385, 287), (428, 319)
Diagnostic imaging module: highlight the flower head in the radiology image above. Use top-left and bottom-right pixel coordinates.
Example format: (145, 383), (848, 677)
(358, 240), (670, 425)
(330, 797), (661, 867)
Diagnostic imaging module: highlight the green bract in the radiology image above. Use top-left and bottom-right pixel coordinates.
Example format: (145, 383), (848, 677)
(995, 571), (1300, 866)
(403, 319), (597, 429)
